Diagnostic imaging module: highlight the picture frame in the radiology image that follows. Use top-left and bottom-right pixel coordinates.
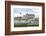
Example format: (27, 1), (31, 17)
(5, 1), (45, 35)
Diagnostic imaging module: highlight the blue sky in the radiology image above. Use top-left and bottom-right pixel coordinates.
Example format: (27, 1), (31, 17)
(13, 8), (40, 18)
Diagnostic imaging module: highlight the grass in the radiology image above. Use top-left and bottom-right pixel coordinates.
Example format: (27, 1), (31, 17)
(14, 17), (39, 27)
(14, 23), (39, 27)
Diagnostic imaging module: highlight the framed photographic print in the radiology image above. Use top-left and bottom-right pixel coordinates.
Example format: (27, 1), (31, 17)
(5, 1), (45, 35)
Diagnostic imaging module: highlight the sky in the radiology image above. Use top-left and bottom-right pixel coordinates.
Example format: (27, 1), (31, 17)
(12, 5), (42, 18)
